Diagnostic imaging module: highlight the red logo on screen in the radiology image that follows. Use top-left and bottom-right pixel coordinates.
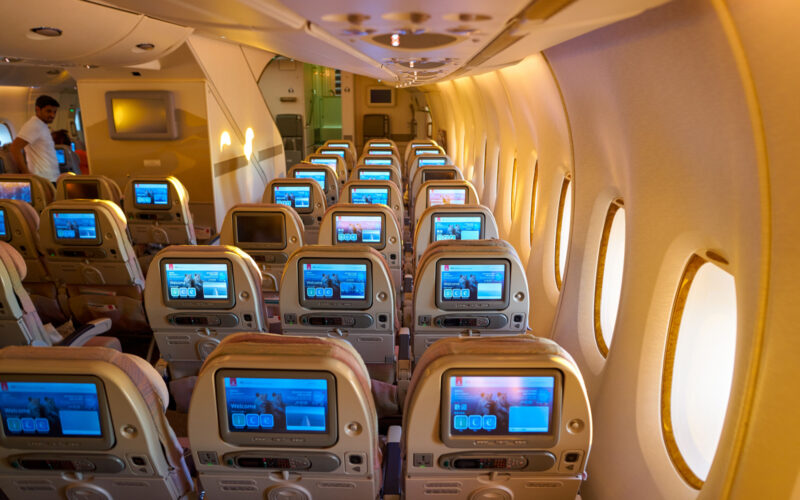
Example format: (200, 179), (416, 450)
(168, 264), (173, 270)
(0, 382), (7, 391)
(444, 265), (449, 271)
(455, 377), (462, 386)
(229, 378), (237, 386)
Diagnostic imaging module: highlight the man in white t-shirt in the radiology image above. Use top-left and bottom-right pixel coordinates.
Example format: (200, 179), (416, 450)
(9, 95), (61, 182)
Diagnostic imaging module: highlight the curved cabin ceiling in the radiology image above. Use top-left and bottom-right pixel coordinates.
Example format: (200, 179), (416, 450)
(0, 0), (672, 84)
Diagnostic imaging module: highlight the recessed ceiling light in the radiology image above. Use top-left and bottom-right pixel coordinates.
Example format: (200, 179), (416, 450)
(84, 64), (98, 69)
(30, 27), (62, 37)
(135, 43), (155, 50)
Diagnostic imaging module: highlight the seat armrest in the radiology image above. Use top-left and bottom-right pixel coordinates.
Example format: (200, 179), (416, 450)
(396, 328), (412, 406)
(382, 425), (403, 500)
(58, 318), (112, 347)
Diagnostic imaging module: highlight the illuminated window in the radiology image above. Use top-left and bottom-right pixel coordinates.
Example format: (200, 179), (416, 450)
(529, 161), (538, 244)
(554, 177), (572, 289)
(594, 202), (626, 357)
(662, 255), (736, 488)
(510, 157), (518, 218)
(0, 123), (12, 146)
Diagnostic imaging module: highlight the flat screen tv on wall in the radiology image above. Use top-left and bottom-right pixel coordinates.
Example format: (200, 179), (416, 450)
(105, 90), (179, 140)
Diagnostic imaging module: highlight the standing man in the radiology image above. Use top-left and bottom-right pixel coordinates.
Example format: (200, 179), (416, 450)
(9, 95), (61, 183)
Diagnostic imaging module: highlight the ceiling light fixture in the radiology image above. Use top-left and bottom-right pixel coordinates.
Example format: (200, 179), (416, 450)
(391, 33), (400, 47)
(135, 43), (155, 51)
(30, 27), (62, 37)
(3, 57), (21, 63)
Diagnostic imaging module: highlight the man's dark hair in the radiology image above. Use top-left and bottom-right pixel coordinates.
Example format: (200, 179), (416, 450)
(35, 95), (59, 109)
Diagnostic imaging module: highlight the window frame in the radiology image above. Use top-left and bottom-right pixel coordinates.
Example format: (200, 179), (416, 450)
(593, 200), (625, 357)
(554, 175), (572, 290)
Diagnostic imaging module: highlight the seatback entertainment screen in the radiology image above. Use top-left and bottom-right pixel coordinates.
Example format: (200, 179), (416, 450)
(433, 215), (483, 241)
(234, 213), (285, 247)
(0, 181), (32, 203)
(419, 157), (447, 167)
(310, 157), (338, 169)
(164, 262), (230, 301)
(0, 381), (103, 438)
(133, 182), (170, 208)
(293, 170), (327, 190)
(415, 148), (441, 156)
(56, 149), (66, 166)
(334, 214), (382, 245)
(0, 209), (7, 239)
(358, 169), (392, 181)
(350, 187), (389, 206)
(64, 181), (100, 200)
(319, 149), (345, 159)
(301, 262), (368, 301)
(52, 211), (98, 242)
(367, 149), (393, 156)
(423, 170), (456, 182)
(428, 187), (467, 206)
(439, 263), (505, 302)
(273, 185), (311, 210)
(363, 158), (393, 166)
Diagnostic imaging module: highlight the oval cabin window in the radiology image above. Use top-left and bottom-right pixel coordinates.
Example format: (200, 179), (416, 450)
(554, 177), (572, 289)
(662, 255), (737, 488)
(529, 161), (538, 244)
(594, 203), (626, 357)
(0, 122), (12, 146)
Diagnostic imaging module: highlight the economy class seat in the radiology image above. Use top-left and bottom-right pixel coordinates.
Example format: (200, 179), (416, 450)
(0, 199), (69, 325)
(403, 334), (592, 500)
(0, 174), (55, 214)
(0, 148), (18, 174)
(318, 203), (404, 297)
(351, 163), (402, 190)
(305, 153), (348, 186)
(188, 332), (382, 500)
(54, 144), (81, 175)
(279, 244), (399, 382)
(413, 204), (500, 266)
(144, 244), (267, 379)
(358, 148), (401, 166)
(322, 139), (357, 162)
(219, 203), (305, 292)
(122, 175), (196, 247)
(0, 241), (116, 349)
(364, 138), (397, 148)
(358, 152), (402, 174)
(0, 345), (193, 500)
(413, 179), (480, 223)
(288, 162), (339, 206)
(409, 165), (464, 215)
(316, 146), (355, 178)
(55, 174), (122, 206)
(38, 199), (150, 336)
(341, 179), (404, 231)
(407, 153), (452, 186)
(412, 239), (529, 358)
(263, 178), (326, 244)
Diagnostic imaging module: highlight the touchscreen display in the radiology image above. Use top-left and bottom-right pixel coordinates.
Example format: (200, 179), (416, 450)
(0, 181), (32, 203)
(358, 169), (391, 181)
(415, 148), (441, 156)
(367, 149), (392, 156)
(165, 262), (229, 300)
(350, 187), (389, 205)
(273, 185), (311, 209)
(310, 157), (338, 169)
(134, 182), (169, 206)
(326, 143), (349, 149)
(334, 215), (382, 244)
(223, 376), (329, 433)
(0, 209), (6, 238)
(440, 263), (505, 301)
(302, 262), (367, 300)
(423, 170), (456, 182)
(235, 213), (284, 244)
(448, 376), (555, 435)
(64, 181), (100, 200)
(52, 212), (98, 241)
(319, 149), (345, 159)
(369, 142), (391, 148)
(363, 158), (393, 166)
(56, 149), (66, 165)
(428, 188), (467, 206)
(0, 381), (103, 438)
(293, 170), (326, 190)
(433, 216), (482, 241)
(419, 157), (447, 167)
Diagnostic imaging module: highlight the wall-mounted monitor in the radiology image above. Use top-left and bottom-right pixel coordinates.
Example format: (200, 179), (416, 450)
(273, 185), (312, 213)
(423, 170), (456, 182)
(350, 187), (389, 206)
(105, 91), (178, 140)
(440, 369), (562, 449)
(234, 212), (286, 250)
(293, 170), (327, 191)
(298, 258), (372, 309)
(64, 180), (100, 200)
(0, 181), (32, 204)
(162, 260), (235, 309)
(418, 157), (448, 167)
(363, 158), (393, 166)
(0, 375), (115, 450)
(51, 211), (100, 244)
(432, 214), (484, 242)
(358, 169), (392, 181)
(435, 259), (510, 310)
(333, 213), (384, 249)
(428, 187), (467, 207)
(133, 182), (170, 209)
(0, 208), (7, 241)
(215, 369), (337, 448)
(55, 148), (66, 166)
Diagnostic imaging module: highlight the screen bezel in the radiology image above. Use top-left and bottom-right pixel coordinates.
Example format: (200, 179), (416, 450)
(439, 368), (563, 449)
(422, 170), (457, 182)
(429, 212), (486, 243)
(161, 258), (236, 309)
(292, 168), (328, 193)
(434, 258), (511, 310)
(331, 211), (386, 250)
(297, 257), (373, 310)
(349, 185), (391, 206)
(50, 210), (101, 246)
(233, 211), (287, 250)
(214, 369), (338, 448)
(272, 183), (314, 214)
(132, 181), (172, 210)
(0, 180), (33, 204)
(427, 186), (468, 207)
(64, 180), (101, 200)
(357, 168), (393, 181)
(0, 208), (9, 242)
(0, 374), (115, 450)
(105, 90), (178, 141)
